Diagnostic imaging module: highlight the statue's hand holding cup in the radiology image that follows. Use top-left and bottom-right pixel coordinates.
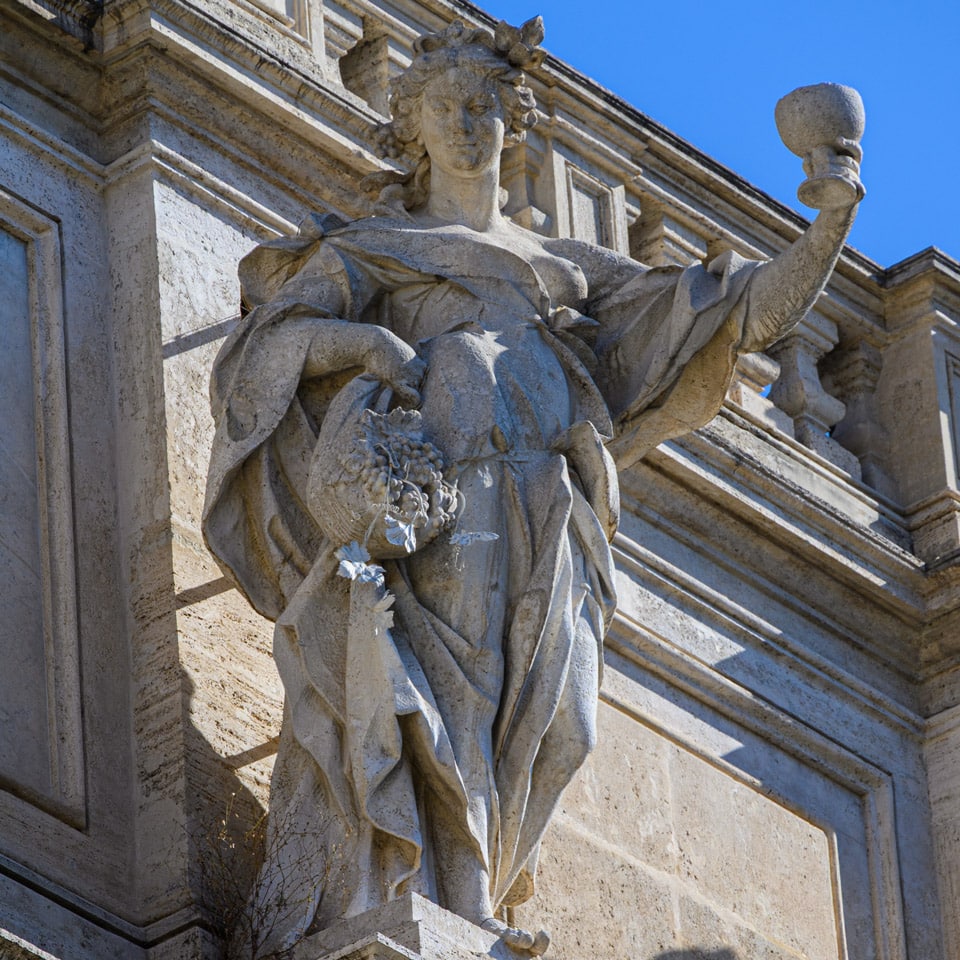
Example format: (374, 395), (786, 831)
(775, 83), (865, 210)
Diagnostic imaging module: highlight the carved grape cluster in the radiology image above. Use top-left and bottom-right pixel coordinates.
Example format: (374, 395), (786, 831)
(339, 407), (457, 552)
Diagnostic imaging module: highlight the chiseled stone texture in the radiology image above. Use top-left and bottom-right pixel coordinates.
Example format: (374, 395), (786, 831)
(155, 175), (283, 819)
(0, 0), (959, 958)
(515, 702), (839, 960)
(296, 894), (522, 960)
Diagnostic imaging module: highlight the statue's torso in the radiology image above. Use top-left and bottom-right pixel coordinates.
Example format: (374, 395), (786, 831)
(345, 220), (595, 458)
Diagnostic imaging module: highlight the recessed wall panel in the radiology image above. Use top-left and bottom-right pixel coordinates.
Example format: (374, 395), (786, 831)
(0, 192), (84, 827)
(0, 226), (51, 803)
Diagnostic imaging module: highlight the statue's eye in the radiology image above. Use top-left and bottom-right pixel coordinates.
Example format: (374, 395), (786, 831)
(431, 99), (450, 114)
(469, 100), (493, 116)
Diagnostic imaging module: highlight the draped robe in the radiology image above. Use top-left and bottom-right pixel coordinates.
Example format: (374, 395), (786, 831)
(203, 215), (758, 951)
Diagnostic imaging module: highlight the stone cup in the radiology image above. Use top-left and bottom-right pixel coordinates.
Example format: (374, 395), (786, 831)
(775, 83), (865, 209)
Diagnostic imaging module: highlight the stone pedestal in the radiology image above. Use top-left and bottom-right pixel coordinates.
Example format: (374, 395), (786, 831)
(294, 896), (525, 960)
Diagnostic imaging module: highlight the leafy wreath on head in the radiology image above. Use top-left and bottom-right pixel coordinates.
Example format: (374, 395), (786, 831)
(365, 17), (545, 213)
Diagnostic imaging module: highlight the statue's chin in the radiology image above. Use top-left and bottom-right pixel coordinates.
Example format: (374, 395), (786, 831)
(436, 145), (495, 174)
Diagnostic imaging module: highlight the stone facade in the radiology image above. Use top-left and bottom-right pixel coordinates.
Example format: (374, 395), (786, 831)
(0, 1), (958, 958)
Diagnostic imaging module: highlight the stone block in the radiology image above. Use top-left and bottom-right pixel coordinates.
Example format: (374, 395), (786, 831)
(558, 702), (676, 873)
(678, 892), (815, 960)
(514, 817), (679, 959)
(516, 692), (841, 959)
(295, 895), (515, 960)
(671, 753), (838, 960)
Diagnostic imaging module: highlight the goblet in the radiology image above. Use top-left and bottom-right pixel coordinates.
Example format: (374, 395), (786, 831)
(775, 83), (865, 209)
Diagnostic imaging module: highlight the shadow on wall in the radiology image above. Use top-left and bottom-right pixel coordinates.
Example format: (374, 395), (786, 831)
(182, 666), (269, 954)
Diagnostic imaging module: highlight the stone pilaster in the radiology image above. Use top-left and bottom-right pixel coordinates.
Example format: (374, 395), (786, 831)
(877, 249), (960, 565)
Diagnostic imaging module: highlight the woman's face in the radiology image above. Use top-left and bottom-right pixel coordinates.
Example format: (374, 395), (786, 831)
(420, 66), (505, 178)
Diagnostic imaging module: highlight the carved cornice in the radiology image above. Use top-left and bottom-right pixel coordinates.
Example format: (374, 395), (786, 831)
(882, 248), (960, 328)
(881, 249), (960, 335)
(884, 246), (960, 289)
(10, 0), (103, 46)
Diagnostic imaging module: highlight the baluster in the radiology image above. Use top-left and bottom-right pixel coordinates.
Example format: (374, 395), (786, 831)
(820, 341), (893, 496)
(727, 351), (796, 437)
(767, 314), (861, 479)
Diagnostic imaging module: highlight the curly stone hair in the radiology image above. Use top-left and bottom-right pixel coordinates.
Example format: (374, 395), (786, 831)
(366, 18), (543, 212)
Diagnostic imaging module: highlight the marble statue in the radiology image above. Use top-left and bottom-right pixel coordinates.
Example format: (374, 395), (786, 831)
(203, 16), (864, 957)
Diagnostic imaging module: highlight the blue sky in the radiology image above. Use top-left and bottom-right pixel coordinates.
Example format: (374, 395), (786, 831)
(478, 0), (959, 267)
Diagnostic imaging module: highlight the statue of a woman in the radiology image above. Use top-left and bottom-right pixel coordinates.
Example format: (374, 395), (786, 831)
(203, 17), (863, 957)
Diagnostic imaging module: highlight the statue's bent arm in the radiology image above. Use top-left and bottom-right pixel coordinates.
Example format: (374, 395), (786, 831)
(301, 319), (426, 407)
(238, 241), (426, 407)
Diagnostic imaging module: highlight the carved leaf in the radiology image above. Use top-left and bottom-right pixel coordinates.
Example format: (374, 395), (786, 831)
(450, 531), (500, 546)
(384, 514), (417, 553)
(495, 20), (521, 52)
(526, 49), (546, 68)
(335, 542), (386, 586)
(520, 16), (545, 47)
(507, 42), (529, 66)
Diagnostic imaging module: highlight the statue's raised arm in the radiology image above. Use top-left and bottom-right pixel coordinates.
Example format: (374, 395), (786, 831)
(588, 82), (864, 468)
(747, 83), (865, 350)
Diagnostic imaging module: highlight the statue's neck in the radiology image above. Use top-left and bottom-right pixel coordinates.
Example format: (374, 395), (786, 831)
(425, 166), (502, 232)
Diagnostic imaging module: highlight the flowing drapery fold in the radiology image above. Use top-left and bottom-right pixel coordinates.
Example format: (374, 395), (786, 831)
(203, 218), (757, 952)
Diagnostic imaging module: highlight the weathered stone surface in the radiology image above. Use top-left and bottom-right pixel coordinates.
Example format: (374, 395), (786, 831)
(523, 822), (679, 958)
(201, 15), (863, 956)
(1, 1), (959, 960)
(671, 751), (836, 959)
(513, 701), (839, 959)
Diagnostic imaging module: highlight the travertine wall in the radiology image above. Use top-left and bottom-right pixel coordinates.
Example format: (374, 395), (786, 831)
(1, 0), (959, 958)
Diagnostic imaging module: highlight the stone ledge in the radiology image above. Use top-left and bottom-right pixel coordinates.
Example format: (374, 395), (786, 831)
(295, 895), (526, 960)
(0, 932), (59, 960)
(8, 0), (102, 48)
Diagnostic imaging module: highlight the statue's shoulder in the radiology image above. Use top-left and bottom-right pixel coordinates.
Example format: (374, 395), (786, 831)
(318, 212), (422, 238)
(272, 211), (413, 246)
(542, 235), (653, 297)
(237, 213), (357, 311)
